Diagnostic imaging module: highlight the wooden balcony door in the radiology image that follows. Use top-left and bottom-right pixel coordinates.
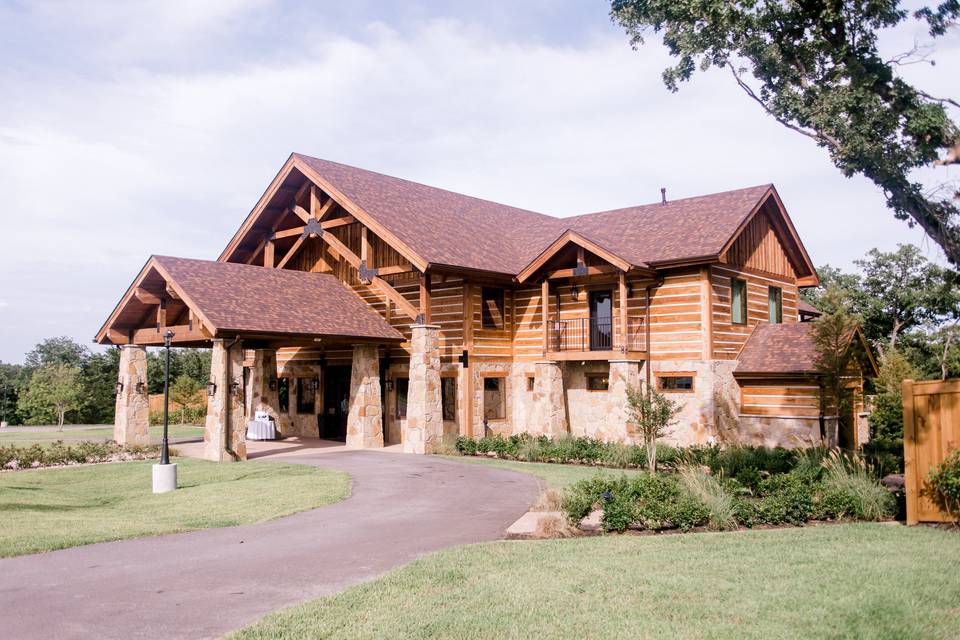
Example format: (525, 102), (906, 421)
(589, 290), (613, 351)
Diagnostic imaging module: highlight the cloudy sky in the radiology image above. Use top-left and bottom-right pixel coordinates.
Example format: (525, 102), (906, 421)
(0, 0), (957, 363)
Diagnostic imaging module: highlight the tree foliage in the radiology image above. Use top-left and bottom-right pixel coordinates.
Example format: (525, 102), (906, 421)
(17, 364), (83, 429)
(611, 0), (960, 264)
(169, 375), (202, 424)
(811, 288), (861, 441)
(626, 386), (680, 473)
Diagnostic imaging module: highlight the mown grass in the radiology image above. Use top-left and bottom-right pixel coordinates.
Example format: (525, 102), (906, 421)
(0, 425), (204, 445)
(444, 455), (641, 490)
(233, 524), (960, 640)
(0, 458), (349, 557)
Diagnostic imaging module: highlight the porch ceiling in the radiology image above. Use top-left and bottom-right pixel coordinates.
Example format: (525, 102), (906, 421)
(95, 256), (404, 347)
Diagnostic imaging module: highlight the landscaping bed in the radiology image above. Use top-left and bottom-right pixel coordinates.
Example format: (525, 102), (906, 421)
(1, 440), (174, 470)
(0, 458), (351, 557)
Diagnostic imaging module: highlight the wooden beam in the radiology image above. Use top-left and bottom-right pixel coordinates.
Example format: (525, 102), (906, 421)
(541, 278), (549, 355)
(264, 240), (275, 268)
(361, 227), (370, 264)
(276, 235), (306, 270)
(314, 197), (337, 221)
(419, 272), (432, 324)
(323, 232), (361, 269)
(294, 180), (312, 207)
(462, 280), (474, 349)
(272, 227), (304, 240)
(156, 298), (167, 330)
(132, 324), (211, 345)
(321, 215), (354, 229)
(369, 276), (419, 320)
(377, 264), (415, 276)
(290, 205), (311, 224)
(310, 185), (322, 218)
(165, 285), (180, 300)
(134, 288), (161, 305)
(107, 328), (129, 344)
(618, 270), (628, 352)
(547, 264), (617, 279)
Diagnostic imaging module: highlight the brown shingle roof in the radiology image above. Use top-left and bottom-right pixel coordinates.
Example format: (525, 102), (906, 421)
(798, 299), (822, 317)
(293, 154), (777, 275)
(735, 323), (819, 375)
(154, 256), (402, 341)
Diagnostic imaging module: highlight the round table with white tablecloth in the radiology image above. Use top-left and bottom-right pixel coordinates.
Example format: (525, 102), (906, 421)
(246, 419), (277, 441)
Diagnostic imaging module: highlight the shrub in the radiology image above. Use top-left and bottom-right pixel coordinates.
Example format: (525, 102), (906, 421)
(820, 450), (895, 521)
(454, 436), (477, 456)
(0, 440), (166, 470)
(813, 486), (861, 520)
(862, 437), (904, 476)
(927, 448), (960, 520)
(601, 492), (637, 532)
(678, 465), (737, 530)
(757, 473), (814, 525)
(599, 442), (630, 468)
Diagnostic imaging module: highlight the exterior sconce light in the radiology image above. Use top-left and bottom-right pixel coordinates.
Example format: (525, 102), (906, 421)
(385, 378), (393, 392)
(206, 380), (217, 397)
(570, 283), (580, 300)
(115, 379), (124, 395)
(230, 380), (242, 398)
(135, 377), (147, 395)
(268, 376), (278, 391)
(311, 376), (321, 392)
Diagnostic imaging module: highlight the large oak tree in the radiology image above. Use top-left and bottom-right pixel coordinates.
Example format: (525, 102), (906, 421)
(611, 0), (960, 264)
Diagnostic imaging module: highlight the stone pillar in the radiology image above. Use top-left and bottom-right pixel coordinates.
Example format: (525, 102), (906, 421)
(607, 360), (642, 442)
(204, 339), (247, 462)
(531, 361), (568, 438)
(404, 324), (443, 454)
(249, 349), (283, 431)
(114, 345), (150, 446)
(347, 344), (384, 448)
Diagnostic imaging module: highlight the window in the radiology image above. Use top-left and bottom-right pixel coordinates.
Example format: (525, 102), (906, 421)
(481, 287), (505, 329)
(296, 377), (315, 414)
(483, 377), (506, 420)
(768, 286), (783, 324)
(657, 374), (695, 393)
(586, 374), (609, 391)
(395, 378), (409, 418)
(441, 377), (457, 421)
(278, 378), (289, 413)
(526, 376), (535, 392)
(731, 278), (747, 325)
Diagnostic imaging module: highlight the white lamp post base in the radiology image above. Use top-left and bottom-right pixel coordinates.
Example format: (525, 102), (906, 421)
(152, 463), (178, 494)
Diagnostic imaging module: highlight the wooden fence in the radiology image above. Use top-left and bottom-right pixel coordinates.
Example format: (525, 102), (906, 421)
(902, 378), (960, 525)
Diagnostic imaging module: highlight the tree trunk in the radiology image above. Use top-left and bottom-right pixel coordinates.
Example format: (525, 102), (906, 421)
(942, 331), (954, 381)
(57, 408), (65, 431)
(882, 176), (960, 268)
(647, 438), (657, 474)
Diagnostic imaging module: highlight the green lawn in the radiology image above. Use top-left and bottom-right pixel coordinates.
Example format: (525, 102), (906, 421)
(232, 524), (960, 640)
(0, 458), (350, 557)
(444, 455), (640, 490)
(0, 425), (204, 445)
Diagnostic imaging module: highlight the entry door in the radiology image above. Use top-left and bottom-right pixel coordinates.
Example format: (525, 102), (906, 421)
(589, 290), (613, 351)
(322, 366), (351, 441)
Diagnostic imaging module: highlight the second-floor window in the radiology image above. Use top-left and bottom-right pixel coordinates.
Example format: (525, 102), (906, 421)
(768, 286), (783, 324)
(731, 278), (747, 325)
(481, 287), (505, 330)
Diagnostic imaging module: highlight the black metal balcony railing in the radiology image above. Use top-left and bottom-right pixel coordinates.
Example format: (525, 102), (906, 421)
(548, 317), (646, 353)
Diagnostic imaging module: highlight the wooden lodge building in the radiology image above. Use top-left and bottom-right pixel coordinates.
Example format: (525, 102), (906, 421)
(96, 154), (876, 461)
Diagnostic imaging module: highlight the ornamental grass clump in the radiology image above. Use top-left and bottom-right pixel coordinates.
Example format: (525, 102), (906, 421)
(677, 465), (737, 531)
(821, 450), (895, 522)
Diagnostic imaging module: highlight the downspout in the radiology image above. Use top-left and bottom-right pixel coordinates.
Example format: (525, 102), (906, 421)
(224, 336), (242, 460)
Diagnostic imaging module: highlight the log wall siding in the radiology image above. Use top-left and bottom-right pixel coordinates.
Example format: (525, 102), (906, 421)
(647, 269), (704, 361)
(710, 266), (799, 360)
(721, 210), (797, 279)
(740, 378), (821, 418)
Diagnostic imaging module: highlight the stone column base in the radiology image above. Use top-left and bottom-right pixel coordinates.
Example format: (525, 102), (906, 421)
(114, 345), (150, 446)
(347, 344), (384, 448)
(403, 325), (443, 454)
(204, 339), (247, 461)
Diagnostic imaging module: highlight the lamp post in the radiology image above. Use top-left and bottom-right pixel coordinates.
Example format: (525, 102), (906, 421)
(152, 330), (177, 493)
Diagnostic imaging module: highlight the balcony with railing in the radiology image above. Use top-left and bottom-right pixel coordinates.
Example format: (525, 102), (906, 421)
(546, 317), (646, 360)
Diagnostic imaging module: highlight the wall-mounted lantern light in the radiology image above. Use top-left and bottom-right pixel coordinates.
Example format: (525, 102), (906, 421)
(206, 380), (217, 397)
(230, 379), (242, 398)
(135, 377), (147, 395)
(570, 283), (581, 300)
(311, 376), (321, 392)
(268, 376), (278, 391)
(115, 379), (124, 396)
(385, 378), (393, 392)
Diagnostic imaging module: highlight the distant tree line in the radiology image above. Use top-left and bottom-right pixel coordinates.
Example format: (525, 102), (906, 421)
(0, 337), (210, 427)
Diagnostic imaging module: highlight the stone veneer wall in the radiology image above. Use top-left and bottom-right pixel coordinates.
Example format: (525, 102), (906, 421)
(403, 325), (443, 454)
(275, 362), (322, 436)
(114, 345), (150, 446)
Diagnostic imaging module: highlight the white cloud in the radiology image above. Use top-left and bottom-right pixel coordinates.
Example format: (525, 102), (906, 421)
(0, 13), (951, 362)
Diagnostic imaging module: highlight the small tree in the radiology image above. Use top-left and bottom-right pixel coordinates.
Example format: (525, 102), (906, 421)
(812, 289), (862, 444)
(169, 374), (202, 424)
(17, 364), (83, 430)
(626, 385), (680, 473)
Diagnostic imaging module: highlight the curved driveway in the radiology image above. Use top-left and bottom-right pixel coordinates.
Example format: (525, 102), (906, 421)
(0, 451), (539, 639)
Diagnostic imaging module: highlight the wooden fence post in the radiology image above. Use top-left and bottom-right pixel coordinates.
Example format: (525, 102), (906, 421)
(902, 379), (919, 526)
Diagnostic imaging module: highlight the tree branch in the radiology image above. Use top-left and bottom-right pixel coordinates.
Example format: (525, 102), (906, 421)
(726, 63), (841, 150)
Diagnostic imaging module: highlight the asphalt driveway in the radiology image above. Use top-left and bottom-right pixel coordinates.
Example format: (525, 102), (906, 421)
(0, 450), (539, 639)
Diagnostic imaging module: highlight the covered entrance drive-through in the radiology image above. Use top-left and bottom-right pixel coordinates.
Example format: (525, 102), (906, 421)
(95, 256), (404, 461)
